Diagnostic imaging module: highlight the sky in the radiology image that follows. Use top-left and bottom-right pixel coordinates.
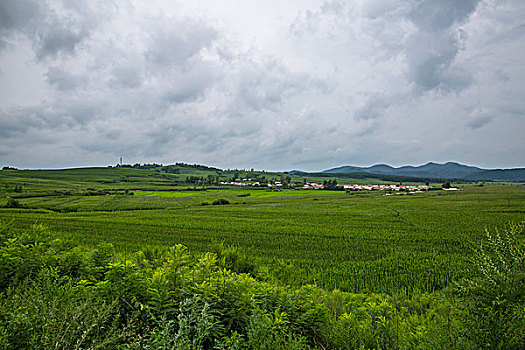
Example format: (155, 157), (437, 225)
(0, 0), (524, 171)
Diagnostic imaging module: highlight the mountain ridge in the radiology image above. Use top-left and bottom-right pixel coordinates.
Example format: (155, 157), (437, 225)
(320, 162), (525, 182)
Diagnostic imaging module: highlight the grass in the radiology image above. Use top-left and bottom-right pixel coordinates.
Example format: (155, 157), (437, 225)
(133, 190), (202, 197)
(1, 167), (524, 294)
(133, 189), (347, 198)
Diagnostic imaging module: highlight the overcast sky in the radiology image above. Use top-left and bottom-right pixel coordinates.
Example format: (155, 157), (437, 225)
(1, 0), (524, 171)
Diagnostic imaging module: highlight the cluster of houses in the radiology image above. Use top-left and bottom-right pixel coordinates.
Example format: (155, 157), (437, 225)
(302, 183), (324, 189)
(220, 181), (437, 192)
(301, 183), (431, 191)
(335, 184), (430, 191)
(220, 181), (260, 186)
(221, 181), (287, 188)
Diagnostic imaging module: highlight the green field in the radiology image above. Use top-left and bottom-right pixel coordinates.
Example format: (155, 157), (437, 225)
(134, 189), (346, 198)
(1, 165), (524, 349)
(1, 166), (524, 294)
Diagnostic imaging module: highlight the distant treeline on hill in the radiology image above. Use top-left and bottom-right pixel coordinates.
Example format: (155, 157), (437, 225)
(114, 162), (221, 172)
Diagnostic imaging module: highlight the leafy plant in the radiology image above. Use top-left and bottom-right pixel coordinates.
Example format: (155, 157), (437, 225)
(456, 222), (525, 349)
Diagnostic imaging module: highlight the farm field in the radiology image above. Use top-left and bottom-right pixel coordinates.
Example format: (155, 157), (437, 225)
(1, 166), (524, 295)
(1, 165), (525, 349)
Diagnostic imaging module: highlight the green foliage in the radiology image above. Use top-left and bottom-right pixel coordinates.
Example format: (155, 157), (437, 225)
(0, 223), (493, 349)
(0, 223), (54, 290)
(322, 179), (338, 190)
(173, 297), (224, 349)
(90, 243), (115, 280)
(0, 269), (120, 349)
(210, 242), (255, 274)
(245, 308), (308, 349)
(463, 222), (525, 305)
(456, 222), (525, 349)
(1, 166), (524, 348)
(212, 198), (230, 205)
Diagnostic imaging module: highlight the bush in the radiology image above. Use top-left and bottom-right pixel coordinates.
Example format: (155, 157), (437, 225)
(456, 222), (525, 349)
(212, 198), (230, 205)
(0, 272), (120, 350)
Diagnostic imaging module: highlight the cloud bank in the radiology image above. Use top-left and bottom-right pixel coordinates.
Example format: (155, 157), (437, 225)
(1, 0), (524, 170)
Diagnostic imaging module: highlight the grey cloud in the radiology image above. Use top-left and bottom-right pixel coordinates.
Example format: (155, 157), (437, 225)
(36, 26), (87, 59)
(0, 1), (523, 170)
(111, 64), (143, 89)
(1, 0), (98, 59)
(138, 123), (226, 158)
(406, 30), (472, 92)
(355, 94), (399, 121)
(0, 0), (41, 33)
(45, 66), (84, 91)
(239, 78), (283, 111)
(363, 0), (409, 19)
(0, 108), (46, 137)
(1, 98), (106, 138)
(294, 0), (481, 93)
(0, 118), (33, 138)
(405, 0), (480, 92)
(408, 0), (479, 32)
(162, 88), (201, 104)
(0, 0), (41, 49)
(160, 64), (217, 105)
(139, 18), (224, 106)
(78, 134), (147, 159)
(467, 113), (492, 129)
(236, 60), (310, 112)
(101, 129), (122, 141)
(494, 68), (510, 82)
(145, 19), (217, 68)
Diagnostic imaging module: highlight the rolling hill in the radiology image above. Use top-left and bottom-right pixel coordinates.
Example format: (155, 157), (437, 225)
(322, 162), (525, 182)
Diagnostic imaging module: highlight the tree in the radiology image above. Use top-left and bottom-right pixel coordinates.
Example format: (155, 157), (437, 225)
(442, 181), (451, 189)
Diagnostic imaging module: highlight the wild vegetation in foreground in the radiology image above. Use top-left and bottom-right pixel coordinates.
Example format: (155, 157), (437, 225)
(0, 222), (523, 349)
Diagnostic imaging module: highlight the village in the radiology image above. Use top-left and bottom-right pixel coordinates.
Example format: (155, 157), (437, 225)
(218, 180), (454, 192)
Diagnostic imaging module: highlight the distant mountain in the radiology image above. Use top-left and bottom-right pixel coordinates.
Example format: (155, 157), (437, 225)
(322, 162), (525, 182)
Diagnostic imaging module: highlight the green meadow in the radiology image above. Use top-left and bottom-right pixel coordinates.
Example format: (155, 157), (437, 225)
(1, 165), (524, 348)
(1, 166), (523, 294)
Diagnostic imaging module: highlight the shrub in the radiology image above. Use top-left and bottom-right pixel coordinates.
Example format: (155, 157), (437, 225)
(212, 198), (230, 205)
(456, 222), (525, 349)
(0, 270), (121, 350)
